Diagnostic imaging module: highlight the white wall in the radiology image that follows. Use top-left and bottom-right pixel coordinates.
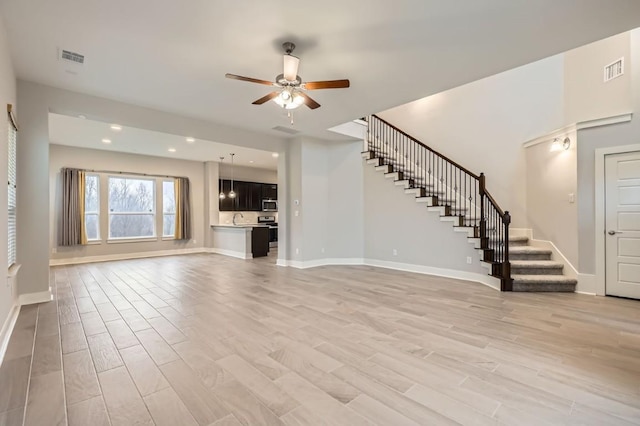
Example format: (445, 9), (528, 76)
(564, 32), (632, 124)
(378, 55), (565, 228)
(0, 14), (16, 336)
(577, 28), (640, 275)
(525, 131), (578, 267)
(16, 81), (287, 298)
(49, 145), (205, 261)
(219, 163), (277, 183)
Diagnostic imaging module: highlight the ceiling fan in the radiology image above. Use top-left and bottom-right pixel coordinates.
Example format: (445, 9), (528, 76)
(225, 42), (350, 110)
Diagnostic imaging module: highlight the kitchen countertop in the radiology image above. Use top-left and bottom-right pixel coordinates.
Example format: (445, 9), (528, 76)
(212, 224), (270, 229)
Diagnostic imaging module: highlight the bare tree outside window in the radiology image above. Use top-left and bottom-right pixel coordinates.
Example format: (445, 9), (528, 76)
(163, 181), (176, 237)
(108, 177), (155, 238)
(85, 174), (100, 240)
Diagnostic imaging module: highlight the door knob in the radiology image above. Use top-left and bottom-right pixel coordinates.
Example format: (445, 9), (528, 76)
(608, 230), (618, 235)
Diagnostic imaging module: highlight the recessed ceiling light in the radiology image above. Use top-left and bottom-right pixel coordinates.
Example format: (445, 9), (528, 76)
(186, 137), (195, 143)
(249, 160), (254, 163)
(168, 148), (176, 153)
(110, 124), (122, 131)
(101, 138), (111, 144)
(78, 114), (86, 119)
(272, 153), (279, 158)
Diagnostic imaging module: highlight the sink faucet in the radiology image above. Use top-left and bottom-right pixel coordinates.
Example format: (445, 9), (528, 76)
(232, 212), (244, 225)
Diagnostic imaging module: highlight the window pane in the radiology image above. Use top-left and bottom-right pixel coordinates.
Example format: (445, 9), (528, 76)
(163, 181), (175, 214)
(109, 214), (154, 238)
(85, 214), (99, 240)
(163, 213), (175, 237)
(109, 177), (155, 213)
(85, 175), (99, 212)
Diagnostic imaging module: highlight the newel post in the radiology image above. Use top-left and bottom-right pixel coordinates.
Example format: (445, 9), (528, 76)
(502, 211), (512, 291)
(479, 173), (486, 240)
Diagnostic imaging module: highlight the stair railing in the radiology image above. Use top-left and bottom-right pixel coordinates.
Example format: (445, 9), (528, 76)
(365, 114), (512, 291)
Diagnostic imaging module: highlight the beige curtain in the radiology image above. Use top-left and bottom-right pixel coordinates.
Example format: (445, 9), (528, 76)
(60, 168), (87, 246)
(174, 177), (192, 240)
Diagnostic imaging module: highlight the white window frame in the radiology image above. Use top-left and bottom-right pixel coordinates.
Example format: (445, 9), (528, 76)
(84, 173), (100, 241)
(162, 179), (176, 239)
(107, 175), (157, 241)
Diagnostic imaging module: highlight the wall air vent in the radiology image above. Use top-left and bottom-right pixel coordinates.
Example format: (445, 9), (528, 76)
(604, 57), (623, 82)
(272, 126), (300, 135)
(60, 49), (85, 65)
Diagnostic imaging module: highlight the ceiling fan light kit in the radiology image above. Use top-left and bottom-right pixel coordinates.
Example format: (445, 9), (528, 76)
(225, 41), (350, 112)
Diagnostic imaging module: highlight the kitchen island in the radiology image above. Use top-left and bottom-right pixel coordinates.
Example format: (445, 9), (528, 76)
(211, 225), (270, 259)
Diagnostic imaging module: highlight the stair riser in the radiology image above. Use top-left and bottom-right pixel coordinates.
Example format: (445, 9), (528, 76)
(513, 283), (576, 292)
(510, 253), (552, 261)
(509, 240), (529, 247)
(511, 266), (564, 275)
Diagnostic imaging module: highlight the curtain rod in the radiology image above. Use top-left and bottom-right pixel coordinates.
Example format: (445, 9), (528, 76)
(64, 167), (188, 180)
(7, 104), (18, 131)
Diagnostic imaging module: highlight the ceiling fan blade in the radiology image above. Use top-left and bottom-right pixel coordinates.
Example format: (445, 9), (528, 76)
(299, 92), (321, 109)
(252, 91), (280, 105)
(225, 73), (277, 86)
(283, 55), (300, 81)
(303, 79), (350, 90)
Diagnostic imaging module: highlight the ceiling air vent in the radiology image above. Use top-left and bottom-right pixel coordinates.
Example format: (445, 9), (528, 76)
(604, 58), (623, 82)
(60, 49), (85, 65)
(272, 126), (300, 135)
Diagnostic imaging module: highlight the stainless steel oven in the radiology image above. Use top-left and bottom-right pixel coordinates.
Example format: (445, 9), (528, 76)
(262, 199), (278, 212)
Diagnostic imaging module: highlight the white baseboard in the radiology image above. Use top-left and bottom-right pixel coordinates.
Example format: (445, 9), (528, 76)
(278, 257), (500, 291)
(50, 247), (208, 266)
(209, 248), (252, 260)
(19, 288), (53, 305)
(0, 303), (20, 366)
(364, 258), (501, 291)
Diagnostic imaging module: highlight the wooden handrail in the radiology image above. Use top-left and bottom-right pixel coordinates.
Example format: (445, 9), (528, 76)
(372, 114), (480, 180)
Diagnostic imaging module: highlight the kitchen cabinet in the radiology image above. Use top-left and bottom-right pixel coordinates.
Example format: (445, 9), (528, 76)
(251, 226), (269, 257)
(219, 180), (267, 211)
(262, 183), (277, 200)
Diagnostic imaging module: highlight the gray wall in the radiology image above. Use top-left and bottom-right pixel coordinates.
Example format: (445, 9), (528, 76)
(219, 163), (277, 184)
(49, 145), (206, 261)
(363, 164), (484, 274)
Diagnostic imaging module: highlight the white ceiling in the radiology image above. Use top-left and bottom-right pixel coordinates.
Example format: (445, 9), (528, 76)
(3, 0), (640, 142)
(48, 113), (279, 169)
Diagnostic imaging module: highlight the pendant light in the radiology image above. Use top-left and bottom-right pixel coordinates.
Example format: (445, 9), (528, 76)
(229, 153), (236, 199)
(218, 157), (226, 199)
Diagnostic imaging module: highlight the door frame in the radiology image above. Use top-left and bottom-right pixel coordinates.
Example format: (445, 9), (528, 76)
(594, 143), (640, 295)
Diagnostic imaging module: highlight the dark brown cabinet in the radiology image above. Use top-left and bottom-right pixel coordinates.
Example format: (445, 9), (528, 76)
(262, 184), (277, 200)
(219, 180), (276, 211)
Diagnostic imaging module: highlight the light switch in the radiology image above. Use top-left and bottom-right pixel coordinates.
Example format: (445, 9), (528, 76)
(569, 193), (575, 203)
(294, 210), (299, 217)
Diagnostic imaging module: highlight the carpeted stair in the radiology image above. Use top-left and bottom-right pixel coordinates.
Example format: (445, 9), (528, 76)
(509, 236), (577, 292)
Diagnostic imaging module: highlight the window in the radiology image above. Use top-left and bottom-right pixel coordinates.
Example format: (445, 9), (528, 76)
(84, 174), (100, 240)
(108, 177), (155, 239)
(163, 180), (176, 237)
(7, 113), (17, 266)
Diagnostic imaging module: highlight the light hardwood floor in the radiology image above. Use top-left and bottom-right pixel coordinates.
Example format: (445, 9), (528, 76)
(1, 253), (639, 425)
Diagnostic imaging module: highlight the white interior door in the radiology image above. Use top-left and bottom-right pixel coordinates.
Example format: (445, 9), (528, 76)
(605, 151), (640, 299)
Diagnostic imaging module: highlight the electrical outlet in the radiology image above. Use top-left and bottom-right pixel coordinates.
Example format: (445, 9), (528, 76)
(393, 249), (398, 256)
(295, 248), (299, 255)
(295, 210), (299, 217)
(467, 256), (472, 264)
(52, 248), (57, 254)
(321, 248), (325, 253)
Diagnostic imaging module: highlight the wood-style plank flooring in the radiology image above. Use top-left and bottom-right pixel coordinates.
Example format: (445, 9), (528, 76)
(1, 253), (640, 425)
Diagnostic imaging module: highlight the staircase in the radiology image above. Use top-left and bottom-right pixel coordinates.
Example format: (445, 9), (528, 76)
(363, 114), (576, 292)
(510, 236), (577, 292)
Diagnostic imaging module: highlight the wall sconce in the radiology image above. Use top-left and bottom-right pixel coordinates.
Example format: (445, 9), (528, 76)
(550, 137), (570, 152)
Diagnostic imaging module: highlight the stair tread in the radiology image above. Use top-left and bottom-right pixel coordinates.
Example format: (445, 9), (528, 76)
(510, 246), (552, 254)
(512, 274), (577, 283)
(511, 260), (564, 268)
